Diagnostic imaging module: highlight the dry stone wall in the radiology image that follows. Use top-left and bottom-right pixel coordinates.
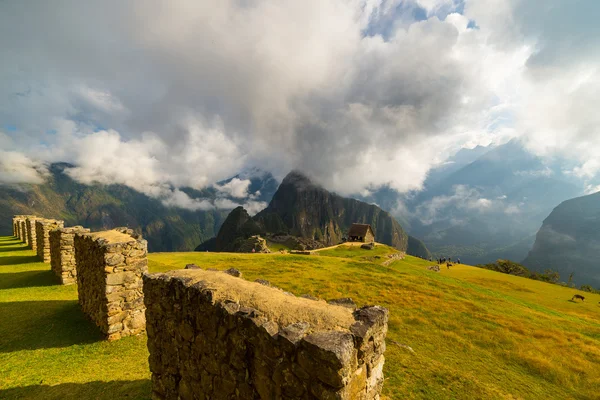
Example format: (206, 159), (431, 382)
(144, 269), (389, 400)
(75, 228), (148, 341)
(26, 216), (41, 249)
(50, 226), (91, 285)
(12, 216), (26, 240)
(20, 221), (27, 244)
(35, 219), (65, 263)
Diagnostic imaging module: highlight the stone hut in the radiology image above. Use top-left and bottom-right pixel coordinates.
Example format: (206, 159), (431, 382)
(26, 216), (41, 249)
(50, 226), (91, 285)
(348, 223), (375, 243)
(35, 219), (65, 263)
(74, 228), (148, 341)
(144, 269), (389, 399)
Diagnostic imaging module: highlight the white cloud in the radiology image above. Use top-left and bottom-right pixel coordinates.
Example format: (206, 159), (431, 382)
(0, 0), (598, 199)
(0, 151), (48, 185)
(214, 178), (251, 199)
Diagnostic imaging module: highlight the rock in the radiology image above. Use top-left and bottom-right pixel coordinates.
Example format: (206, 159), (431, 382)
(427, 265), (441, 272)
(223, 268), (242, 278)
(361, 243), (374, 250)
(185, 264), (201, 270)
(254, 279), (271, 286)
(328, 298), (357, 309)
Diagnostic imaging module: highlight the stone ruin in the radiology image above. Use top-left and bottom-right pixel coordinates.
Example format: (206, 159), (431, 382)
(144, 269), (388, 399)
(35, 219), (65, 263)
(21, 220), (27, 245)
(50, 226), (91, 285)
(74, 228), (148, 341)
(26, 216), (42, 249)
(12, 215), (26, 240)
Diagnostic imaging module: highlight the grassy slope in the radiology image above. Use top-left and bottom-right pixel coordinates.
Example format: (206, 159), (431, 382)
(1, 238), (600, 399)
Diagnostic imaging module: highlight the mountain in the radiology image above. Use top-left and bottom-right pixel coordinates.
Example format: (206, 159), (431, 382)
(0, 163), (277, 252)
(254, 171), (409, 250)
(212, 171), (430, 255)
(395, 141), (585, 264)
(523, 191), (600, 288)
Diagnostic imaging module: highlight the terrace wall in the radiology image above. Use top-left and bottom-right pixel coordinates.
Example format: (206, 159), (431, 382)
(50, 226), (91, 285)
(35, 219), (65, 263)
(74, 228), (148, 340)
(144, 269), (388, 400)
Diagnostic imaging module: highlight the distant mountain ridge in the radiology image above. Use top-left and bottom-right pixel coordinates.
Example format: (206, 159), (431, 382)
(523, 191), (600, 287)
(213, 171), (431, 257)
(389, 141), (585, 264)
(0, 163), (278, 252)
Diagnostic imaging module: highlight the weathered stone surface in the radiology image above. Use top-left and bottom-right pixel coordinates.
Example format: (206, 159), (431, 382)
(223, 267), (242, 277)
(427, 265), (441, 272)
(328, 298), (357, 309)
(50, 226), (90, 285)
(144, 269), (388, 399)
(184, 264), (201, 270)
(35, 219), (65, 262)
(75, 228), (148, 340)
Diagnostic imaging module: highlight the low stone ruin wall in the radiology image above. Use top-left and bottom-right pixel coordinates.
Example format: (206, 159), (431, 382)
(75, 228), (148, 340)
(50, 226), (91, 285)
(26, 216), (41, 249)
(12, 216), (26, 240)
(35, 219), (65, 263)
(144, 269), (389, 400)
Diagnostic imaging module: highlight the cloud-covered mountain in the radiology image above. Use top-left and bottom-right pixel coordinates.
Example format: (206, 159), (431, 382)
(1, 0), (599, 202)
(386, 141), (585, 264)
(523, 191), (600, 288)
(0, 163), (278, 252)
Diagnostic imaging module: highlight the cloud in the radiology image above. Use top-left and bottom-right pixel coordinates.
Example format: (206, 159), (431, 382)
(0, 0), (598, 200)
(0, 151), (48, 185)
(415, 184), (520, 224)
(214, 178), (251, 199)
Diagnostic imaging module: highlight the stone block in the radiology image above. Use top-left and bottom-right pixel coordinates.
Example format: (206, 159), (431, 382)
(35, 218), (65, 263)
(50, 226), (90, 285)
(144, 269), (389, 399)
(75, 229), (147, 340)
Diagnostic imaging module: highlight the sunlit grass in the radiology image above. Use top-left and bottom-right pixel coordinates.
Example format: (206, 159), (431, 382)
(1, 238), (599, 399)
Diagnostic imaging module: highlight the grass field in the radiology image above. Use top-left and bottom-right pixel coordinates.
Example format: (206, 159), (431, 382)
(1, 236), (600, 399)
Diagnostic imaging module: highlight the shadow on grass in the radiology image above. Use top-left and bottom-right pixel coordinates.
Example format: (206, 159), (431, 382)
(0, 255), (41, 266)
(0, 245), (30, 253)
(0, 241), (22, 247)
(0, 379), (151, 400)
(0, 300), (104, 352)
(0, 269), (57, 289)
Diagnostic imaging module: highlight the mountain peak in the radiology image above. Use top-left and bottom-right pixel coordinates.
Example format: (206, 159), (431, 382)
(280, 170), (318, 191)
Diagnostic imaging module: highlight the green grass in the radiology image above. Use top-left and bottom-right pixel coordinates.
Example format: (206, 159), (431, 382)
(2, 238), (600, 399)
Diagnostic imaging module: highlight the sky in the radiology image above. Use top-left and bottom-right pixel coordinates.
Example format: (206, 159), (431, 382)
(0, 0), (599, 210)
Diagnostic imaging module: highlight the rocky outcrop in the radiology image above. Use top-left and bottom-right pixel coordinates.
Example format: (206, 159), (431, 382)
(254, 171), (409, 251)
(74, 228), (148, 341)
(35, 219), (65, 262)
(50, 226), (90, 285)
(144, 268), (389, 399)
(214, 206), (262, 252)
(237, 235), (271, 253)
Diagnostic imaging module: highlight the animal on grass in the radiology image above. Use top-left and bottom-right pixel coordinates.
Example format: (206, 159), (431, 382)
(572, 294), (585, 302)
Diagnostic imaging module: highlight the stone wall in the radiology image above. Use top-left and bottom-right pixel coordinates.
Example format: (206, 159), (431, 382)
(20, 221), (27, 244)
(12, 216), (26, 240)
(74, 228), (148, 340)
(35, 219), (65, 263)
(50, 226), (91, 285)
(26, 216), (41, 249)
(144, 269), (389, 400)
